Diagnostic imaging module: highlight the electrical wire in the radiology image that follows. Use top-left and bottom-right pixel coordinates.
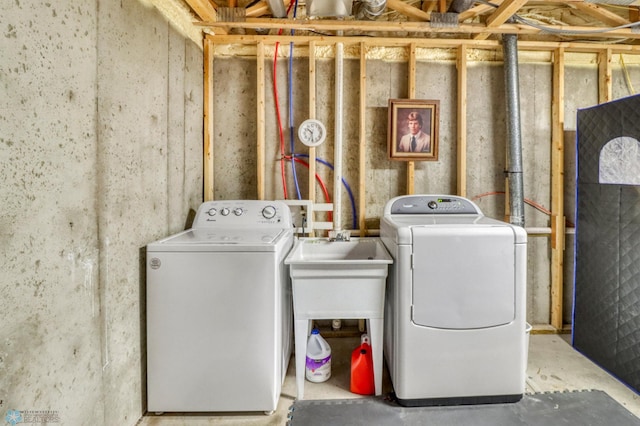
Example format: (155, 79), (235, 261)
(476, 0), (640, 36)
(288, 13), (302, 200)
(513, 14), (640, 36)
(620, 53), (637, 95)
(274, 42), (288, 199)
(471, 191), (575, 227)
(293, 153), (358, 229)
(273, 0), (297, 200)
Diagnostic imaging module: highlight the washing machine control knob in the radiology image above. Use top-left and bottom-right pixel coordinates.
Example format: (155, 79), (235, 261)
(207, 208), (217, 216)
(233, 208), (244, 216)
(262, 205), (277, 219)
(428, 201), (438, 210)
(220, 207), (230, 216)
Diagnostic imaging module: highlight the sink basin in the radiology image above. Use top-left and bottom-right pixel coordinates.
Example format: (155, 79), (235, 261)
(285, 237), (393, 264)
(285, 237), (392, 318)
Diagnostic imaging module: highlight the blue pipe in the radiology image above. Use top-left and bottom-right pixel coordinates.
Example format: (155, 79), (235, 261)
(293, 153), (358, 229)
(288, 43), (301, 200)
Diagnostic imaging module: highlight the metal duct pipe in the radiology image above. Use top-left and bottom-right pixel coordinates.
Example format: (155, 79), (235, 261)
(449, 0), (475, 13)
(353, 0), (386, 20)
(502, 34), (525, 228)
(265, 0), (287, 17)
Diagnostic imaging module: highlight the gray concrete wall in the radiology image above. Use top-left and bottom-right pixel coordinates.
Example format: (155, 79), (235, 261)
(1, 1), (203, 424)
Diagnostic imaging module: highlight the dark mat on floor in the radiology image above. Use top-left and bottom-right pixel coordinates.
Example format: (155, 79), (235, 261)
(288, 390), (640, 425)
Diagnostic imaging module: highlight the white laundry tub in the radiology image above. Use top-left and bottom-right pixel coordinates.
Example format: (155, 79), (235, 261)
(285, 237), (393, 318)
(285, 237), (393, 399)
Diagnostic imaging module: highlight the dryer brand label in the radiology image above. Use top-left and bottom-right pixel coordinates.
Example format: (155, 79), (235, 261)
(149, 257), (161, 270)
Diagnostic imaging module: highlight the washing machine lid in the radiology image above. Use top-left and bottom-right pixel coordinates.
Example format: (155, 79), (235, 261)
(148, 200), (295, 252)
(411, 225), (517, 329)
(148, 228), (291, 252)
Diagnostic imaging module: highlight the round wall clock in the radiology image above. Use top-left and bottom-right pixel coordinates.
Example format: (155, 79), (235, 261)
(298, 119), (327, 147)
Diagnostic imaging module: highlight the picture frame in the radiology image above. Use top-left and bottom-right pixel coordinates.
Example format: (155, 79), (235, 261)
(388, 99), (439, 161)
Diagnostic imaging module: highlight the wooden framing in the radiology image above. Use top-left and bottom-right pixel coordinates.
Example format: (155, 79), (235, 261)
(203, 37), (215, 201)
(550, 47), (565, 330)
(257, 42), (266, 200)
(204, 35), (640, 332)
(456, 44), (468, 197)
(599, 49), (613, 104)
(406, 43), (417, 195)
(198, 19), (640, 42)
(573, 2), (631, 27)
(386, 0), (433, 21)
(184, 0), (218, 22)
(475, 0), (529, 41)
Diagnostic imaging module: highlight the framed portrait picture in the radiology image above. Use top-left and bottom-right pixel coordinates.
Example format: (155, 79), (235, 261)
(388, 99), (439, 161)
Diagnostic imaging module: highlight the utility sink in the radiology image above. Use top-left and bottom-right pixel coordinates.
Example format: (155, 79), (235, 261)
(285, 237), (393, 264)
(285, 237), (393, 400)
(284, 237), (392, 316)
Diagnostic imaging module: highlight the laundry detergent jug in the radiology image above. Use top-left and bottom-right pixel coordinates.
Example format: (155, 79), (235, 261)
(350, 334), (374, 395)
(305, 329), (331, 383)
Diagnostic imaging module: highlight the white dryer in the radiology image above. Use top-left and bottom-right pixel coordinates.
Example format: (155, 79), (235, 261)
(380, 195), (527, 406)
(146, 200), (294, 413)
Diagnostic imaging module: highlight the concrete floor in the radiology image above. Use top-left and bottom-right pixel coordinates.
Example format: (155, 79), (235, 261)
(138, 334), (640, 425)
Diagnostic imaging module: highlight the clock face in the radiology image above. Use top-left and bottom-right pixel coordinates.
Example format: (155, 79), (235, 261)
(298, 119), (327, 147)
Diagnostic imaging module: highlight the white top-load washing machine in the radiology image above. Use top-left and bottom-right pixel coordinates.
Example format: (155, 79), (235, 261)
(146, 200), (294, 413)
(380, 195), (527, 407)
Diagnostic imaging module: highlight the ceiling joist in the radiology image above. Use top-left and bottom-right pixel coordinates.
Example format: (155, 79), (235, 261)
(158, 0), (640, 46)
(183, 0), (218, 21)
(572, 2), (631, 27)
(486, 0), (529, 27)
(386, 0), (433, 21)
(197, 17), (640, 41)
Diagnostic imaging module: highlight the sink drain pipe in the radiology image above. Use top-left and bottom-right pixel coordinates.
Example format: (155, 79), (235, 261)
(334, 42), (344, 232)
(503, 33), (525, 228)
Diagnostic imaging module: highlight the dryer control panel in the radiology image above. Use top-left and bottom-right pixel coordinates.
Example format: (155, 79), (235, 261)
(386, 195), (482, 215)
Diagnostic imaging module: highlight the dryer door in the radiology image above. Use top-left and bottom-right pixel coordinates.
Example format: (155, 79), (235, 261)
(411, 225), (516, 329)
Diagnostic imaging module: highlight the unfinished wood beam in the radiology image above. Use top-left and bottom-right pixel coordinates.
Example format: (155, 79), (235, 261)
(246, 0), (292, 18)
(204, 36), (215, 201)
(485, 0), (528, 27)
(408, 43), (417, 101)
(199, 19), (640, 41)
(359, 42), (367, 235)
(184, 0), (218, 21)
(456, 44), (467, 197)
(407, 43), (417, 195)
(550, 47), (565, 331)
(475, 0), (527, 40)
(459, 1), (503, 22)
(386, 0), (432, 21)
(422, 0), (437, 14)
(257, 42), (266, 200)
(598, 48), (613, 104)
(573, 2), (630, 27)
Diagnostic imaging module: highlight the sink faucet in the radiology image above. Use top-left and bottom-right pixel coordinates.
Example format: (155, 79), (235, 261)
(329, 230), (351, 242)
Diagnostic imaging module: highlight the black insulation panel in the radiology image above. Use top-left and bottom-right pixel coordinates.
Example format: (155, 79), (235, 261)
(574, 94), (640, 394)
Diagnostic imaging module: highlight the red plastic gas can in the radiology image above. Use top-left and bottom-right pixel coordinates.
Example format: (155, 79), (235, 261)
(350, 334), (375, 395)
